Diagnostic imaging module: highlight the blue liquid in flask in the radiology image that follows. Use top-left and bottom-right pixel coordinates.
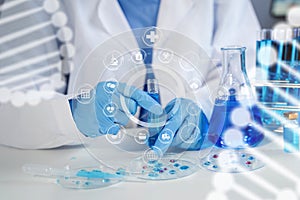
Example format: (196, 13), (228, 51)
(208, 88), (264, 148)
(208, 46), (265, 148)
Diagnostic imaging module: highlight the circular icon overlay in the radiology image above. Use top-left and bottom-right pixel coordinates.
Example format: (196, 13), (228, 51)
(103, 51), (123, 70)
(103, 103), (118, 117)
(158, 49), (174, 64)
(134, 129), (150, 144)
(143, 147), (163, 164)
(105, 127), (126, 144)
(158, 129), (173, 144)
(76, 84), (95, 104)
(130, 49), (147, 64)
(188, 78), (203, 92)
(142, 27), (161, 47)
(103, 80), (118, 94)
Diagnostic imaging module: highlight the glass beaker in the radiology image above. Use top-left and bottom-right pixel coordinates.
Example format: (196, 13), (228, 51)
(201, 46), (265, 173)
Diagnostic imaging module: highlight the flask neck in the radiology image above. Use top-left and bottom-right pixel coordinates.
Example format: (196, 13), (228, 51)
(219, 46), (253, 100)
(221, 47), (246, 78)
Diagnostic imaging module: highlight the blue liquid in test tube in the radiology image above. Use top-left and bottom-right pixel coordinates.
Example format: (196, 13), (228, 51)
(146, 79), (162, 147)
(283, 112), (299, 153)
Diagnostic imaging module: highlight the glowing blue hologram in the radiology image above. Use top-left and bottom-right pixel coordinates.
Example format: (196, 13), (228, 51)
(70, 27), (217, 180)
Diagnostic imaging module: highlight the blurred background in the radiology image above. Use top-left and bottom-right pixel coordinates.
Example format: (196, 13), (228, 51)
(252, 0), (300, 28)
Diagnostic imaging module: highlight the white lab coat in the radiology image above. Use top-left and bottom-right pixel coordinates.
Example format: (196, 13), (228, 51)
(0, 0), (260, 149)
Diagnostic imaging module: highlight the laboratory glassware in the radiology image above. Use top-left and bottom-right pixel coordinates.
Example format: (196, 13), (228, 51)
(201, 46), (264, 173)
(255, 28), (300, 131)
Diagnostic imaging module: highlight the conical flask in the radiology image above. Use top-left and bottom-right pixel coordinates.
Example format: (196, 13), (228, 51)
(208, 46), (264, 149)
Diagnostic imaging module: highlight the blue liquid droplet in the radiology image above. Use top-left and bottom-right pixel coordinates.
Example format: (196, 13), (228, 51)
(155, 163), (163, 168)
(174, 163), (180, 167)
(248, 156), (254, 160)
(180, 166), (189, 171)
(148, 160), (158, 165)
(204, 161), (211, 166)
(153, 167), (161, 172)
(169, 170), (176, 175)
(148, 172), (159, 177)
(103, 179), (110, 183)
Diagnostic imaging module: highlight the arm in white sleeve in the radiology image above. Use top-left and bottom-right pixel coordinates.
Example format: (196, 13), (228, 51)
(0, 94), (82, 149)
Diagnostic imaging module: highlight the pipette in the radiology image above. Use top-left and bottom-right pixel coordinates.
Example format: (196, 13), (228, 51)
(22, 164), (145, 189)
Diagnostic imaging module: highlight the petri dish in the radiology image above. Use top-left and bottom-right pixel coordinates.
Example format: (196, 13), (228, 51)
(200, 149), (264, 173)
(129, 154), (199, 180)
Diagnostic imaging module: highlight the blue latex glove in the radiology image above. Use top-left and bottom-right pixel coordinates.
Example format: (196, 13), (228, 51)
(152, 98), (209, 154)
(70, 81), (163, 137)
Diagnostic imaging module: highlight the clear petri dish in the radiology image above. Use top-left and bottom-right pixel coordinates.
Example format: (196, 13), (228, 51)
(129, 154), (199, 180)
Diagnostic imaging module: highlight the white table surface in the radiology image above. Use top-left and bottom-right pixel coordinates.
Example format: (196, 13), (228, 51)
(1, 135), (300, 200)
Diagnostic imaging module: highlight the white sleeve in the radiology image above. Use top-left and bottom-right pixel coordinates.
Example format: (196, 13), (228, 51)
(0, 93), (83, 149)
(212, 0), (261, 79)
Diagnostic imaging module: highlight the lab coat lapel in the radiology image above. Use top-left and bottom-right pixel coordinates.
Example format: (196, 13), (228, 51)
(152, 0), (195, 67)
(97, 0), (139, 50)
(157, 0), (195, 31)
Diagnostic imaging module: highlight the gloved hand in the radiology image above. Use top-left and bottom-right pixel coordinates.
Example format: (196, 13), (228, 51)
(70, 81), (163, 137)
(152, 98), (209, 154)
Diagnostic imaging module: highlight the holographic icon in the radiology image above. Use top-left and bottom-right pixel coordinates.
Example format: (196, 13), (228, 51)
(134, 129), (149, 144)
(188, 79), (203, 92)
(76, 84), (95, 104)
(158, 129), (173, 144)
(106, 128), (125, 144)
(135, 52), (143, 62)
(80, 89), (91, 99)
(143, 28), (161, 46)
(162, 133), (171, 141)
(146, 31), (159, 43)
(110, 56), (119, 66)
(103, 103), (118, 117)
(131, 49), (146, 64)
(158, 50), (173, 63)
(143, 148), (161, 164)
(104, 51), (123, 70)
(103, 81), (118, 93)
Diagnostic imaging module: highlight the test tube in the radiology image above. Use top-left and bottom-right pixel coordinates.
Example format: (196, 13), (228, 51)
(286, 28), (300, 104)
(147, 79), (160, 102)
(283, 112), (299, 153)
(256, 29), (273, 104)
(147, 79), (162, 147)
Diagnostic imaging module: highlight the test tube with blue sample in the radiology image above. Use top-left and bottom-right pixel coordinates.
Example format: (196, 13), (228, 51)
(255, 28), (300, 131)
(283, 112), (299, 153)
(146, 78), (163, 147)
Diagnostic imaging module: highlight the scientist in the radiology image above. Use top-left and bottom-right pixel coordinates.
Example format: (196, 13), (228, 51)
(0, 0), (260, 151)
